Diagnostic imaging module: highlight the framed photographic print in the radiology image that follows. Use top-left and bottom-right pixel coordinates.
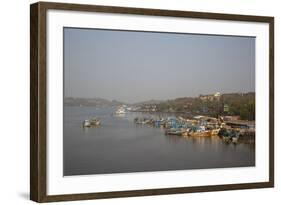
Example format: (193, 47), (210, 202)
(30, 1), (274, 202)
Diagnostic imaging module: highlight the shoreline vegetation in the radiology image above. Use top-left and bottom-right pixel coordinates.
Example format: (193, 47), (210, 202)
(65, 92), (255, 121)
(66, 92), (255, 144)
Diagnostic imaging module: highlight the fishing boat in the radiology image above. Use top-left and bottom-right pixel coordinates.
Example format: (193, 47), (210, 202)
(165, 128), (184, 136)
(189, 130), (212, 137)
(90, 118), (101, 126)
(222, 135), (232, 142)
(211, 128), (220, 135)
(83, 118), (101, 127)
(182, 131), (189, 137)
(232, 136), (239, 143)
(220, 129), (238, 142)
(134, 117), (153, 125)
(188, 126), (212, 137)
(83, 120), (91, 127)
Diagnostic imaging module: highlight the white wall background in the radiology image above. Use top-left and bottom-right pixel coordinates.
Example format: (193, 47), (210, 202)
(0, 0), (279, 204)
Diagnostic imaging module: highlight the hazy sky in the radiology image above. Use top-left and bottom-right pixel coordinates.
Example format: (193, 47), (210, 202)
(64, 28), (255, 103)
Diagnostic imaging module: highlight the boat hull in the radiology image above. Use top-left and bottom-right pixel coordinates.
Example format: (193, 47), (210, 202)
(189, 130), (212, 137)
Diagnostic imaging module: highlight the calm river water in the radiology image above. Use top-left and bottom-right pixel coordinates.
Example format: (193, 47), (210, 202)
(63, 106), (255, 176)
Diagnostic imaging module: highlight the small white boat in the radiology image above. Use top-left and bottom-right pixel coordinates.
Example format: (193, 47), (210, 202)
(115, 107), (126, 114)
(83, 120), (91, 127)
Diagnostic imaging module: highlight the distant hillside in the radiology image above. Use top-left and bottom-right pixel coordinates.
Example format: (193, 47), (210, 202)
(136, 92), (255, 120)
(132, 99), (163, 106)
(65, 92), (255, 120)
(64, 97), (124, 107)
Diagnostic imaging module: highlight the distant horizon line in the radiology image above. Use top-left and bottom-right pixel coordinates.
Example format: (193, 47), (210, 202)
(64, 91), (255, 103)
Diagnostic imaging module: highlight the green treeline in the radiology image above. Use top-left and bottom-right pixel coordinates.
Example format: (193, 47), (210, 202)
(222, 93), (255, 120)
(154, 92), (255, 121)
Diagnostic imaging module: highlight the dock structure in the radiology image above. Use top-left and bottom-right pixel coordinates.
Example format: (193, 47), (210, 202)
(225, 120), (255, 129)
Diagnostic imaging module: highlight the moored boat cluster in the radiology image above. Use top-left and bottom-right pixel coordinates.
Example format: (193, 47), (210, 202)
(81, 106), (255, 144)
(134, 115), (255, 144)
